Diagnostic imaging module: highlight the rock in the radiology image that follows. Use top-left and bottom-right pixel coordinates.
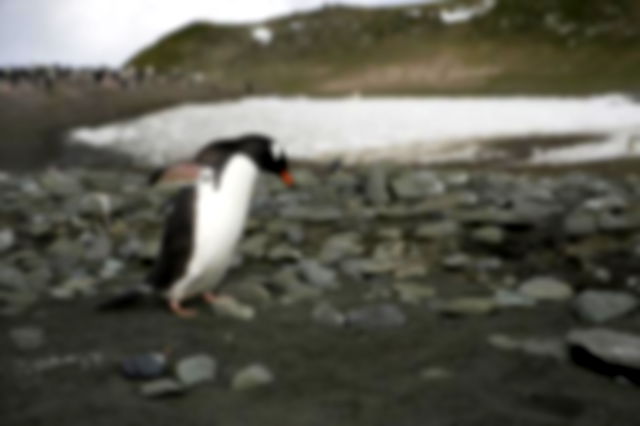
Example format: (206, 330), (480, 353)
(284, 224), (305, 244)
(10, 326), (44, 350)
(320, 233), (364, 263)
(346, 303), (407, 329)
(471, 226), (505, 245)
(40, 169), (82, 196)
(568, 328), (640, 380)
(50, 276), (98, 300)
(267, 243), (302, 261)
(176, 354), (217, 387)
(419, 367), (452, 381)
(520, 337), (567, 361)
(436, 297), (497, 316)
(0, 228), (15, 252)
(241, 233), (269, 258)
(519, 277), (574, 302)
(488, 334), (521, 351)
(79, 192), (112, 219)
(573, 290), (638, 323)
(99, 258), (124, 280)
(394, 261), (428, 279)
(210, 296), (256, 321)
(392, 171), (445, 200)
(393, 282), (436, 304)
(121, 352), (168, 380)
(140, 379), (185, 398)
(415, 221), (460, 240)
(82, 234), (112, 261)
(564, 211), (598, 236)
(494, 289), (537, 308)
(231, 364), (274, 390)
(312, 301), (346, 327)
(365, 166), (390, 205)
(377, 227), (403, 240)
(442, 253), (471, 270)
(298, 260), (338, 290)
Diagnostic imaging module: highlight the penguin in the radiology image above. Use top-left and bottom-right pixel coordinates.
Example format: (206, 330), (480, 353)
(100, 134), (294, 317)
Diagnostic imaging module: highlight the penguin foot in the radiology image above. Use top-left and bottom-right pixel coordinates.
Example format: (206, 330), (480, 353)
(169, 299), (197, 318)
(202, 292), (218, 304)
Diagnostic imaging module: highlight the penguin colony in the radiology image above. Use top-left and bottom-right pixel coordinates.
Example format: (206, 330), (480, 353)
(100, 134), (294, 317)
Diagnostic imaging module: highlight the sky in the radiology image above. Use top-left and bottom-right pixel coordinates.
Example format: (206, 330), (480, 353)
(0, 0), (437, 67)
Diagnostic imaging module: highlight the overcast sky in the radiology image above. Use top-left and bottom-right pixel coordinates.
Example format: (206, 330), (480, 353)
(0, 0), (435, 67)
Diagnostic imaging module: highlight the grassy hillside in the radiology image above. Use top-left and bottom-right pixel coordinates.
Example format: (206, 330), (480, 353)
(129, 0), (640, 95)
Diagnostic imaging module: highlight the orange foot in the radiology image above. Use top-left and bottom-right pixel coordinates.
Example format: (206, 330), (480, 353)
(202, 292), (218, 304)
(169, 299), (198, 318)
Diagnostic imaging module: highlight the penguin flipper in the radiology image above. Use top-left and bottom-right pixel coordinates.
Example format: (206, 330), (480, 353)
(96, 284), (153, 311)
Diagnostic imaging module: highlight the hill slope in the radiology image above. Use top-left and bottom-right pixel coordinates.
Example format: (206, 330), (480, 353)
(129, 0), (640, 94)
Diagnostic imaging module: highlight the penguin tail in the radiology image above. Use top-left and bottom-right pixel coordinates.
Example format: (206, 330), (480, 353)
(97, 284), (153, 311)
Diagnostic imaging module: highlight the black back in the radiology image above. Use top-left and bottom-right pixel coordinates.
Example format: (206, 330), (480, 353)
(147, 186), (197, 290)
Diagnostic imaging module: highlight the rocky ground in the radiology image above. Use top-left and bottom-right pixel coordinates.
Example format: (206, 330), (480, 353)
(1, 162), (640, 425)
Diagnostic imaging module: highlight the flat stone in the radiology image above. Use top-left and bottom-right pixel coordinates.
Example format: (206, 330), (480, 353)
(176, 354), (217, 387)
(231, 364), (274, 391)
(437, 297), (497, 316)
(140, 379), (185, 398)
(568, 328), (640, 370)
(10, 326), (45, 350)
(49, 276), (98, 300)
(415, 221), (460, 240)
(488, 334), (521, 351)
(0, 229), (15, 253)
(210, 297), (256, 321)
(573, 290), (638, 323)
(346, 303), (407, 329)
(494, 289), (537, 308)
(564, 211), (598, 236)
(365, 166), (390, 205)
(311, 301), (346, 327)
(298, 260), (338, 290)
(419, 367), (452, 381)
(121, 352), (168, 380)
(392, 171), (445, 200)
(520, 337), (567, 361)
(267, 244), (302, 261)
(241, 234), (269, 258)
(471, 226), (505, 245)
(519, 277), (574, 302)
(320, 233), (364, 263)
(394, 282), (436, 305)
(442, 253), (471, 270)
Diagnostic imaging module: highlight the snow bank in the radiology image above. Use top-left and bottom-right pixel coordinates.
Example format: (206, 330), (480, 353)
(440, 0), (497, 25)
(69, 95), (640, 166)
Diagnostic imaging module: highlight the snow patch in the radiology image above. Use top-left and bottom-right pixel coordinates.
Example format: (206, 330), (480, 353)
(530, 133), (640, 165)
(69, 95), (640, 166)
(251, 26), (273, 45)
(440, 0), (497, 25)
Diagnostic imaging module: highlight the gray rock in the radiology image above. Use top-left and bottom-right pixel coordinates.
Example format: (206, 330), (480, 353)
(392, 171), (445, 200)
(50, 276), (98, 300)
(121, 352), (168, 380)
(419, 367), (452, 381)
(573, 290), (638, 323)
(140, 379), (185, 398)
(494, 289), (537, 308)
(82, 234), (112, 261)
(231, 364), (274, 390)
(176, 354), (217, 387)
(442, 253), (471, 270)
(320, 233), (364, 263)
(564, 211), (598, 236)
(299, 260), (338, 290)
(284, 224), (305, 244)
(436, 297), (497, 316)
(210, 296), (256, 321)
(100, 258), (124, 280)
(0, 229), (15, 253)
(40, 169), (82, 196)
(312, 301), (346, 327)
(488, 333), (522, 351)
(10, 326), (45, 350)
(415, 221), (460, 240)
(377, 227), (403, 240)
(267, 243), (302, 261)
(520, 337), (567, 361)
(346, 303), (407, 329)
(241, 234), (269, 258)
(394, 282), (436, 304)
(365, 166), (390, 205)
(568, 328), (640, 370)
(394, 261), (428, 279)
(519, 277), (574, 301)
(471, 226), (505, 245)
(598, 212), (632, 232)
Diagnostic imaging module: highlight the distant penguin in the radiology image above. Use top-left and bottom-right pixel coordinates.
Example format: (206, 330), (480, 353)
(100, 135), (294, 317)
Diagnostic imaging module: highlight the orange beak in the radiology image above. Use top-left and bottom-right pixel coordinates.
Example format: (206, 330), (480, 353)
(280, 170), (295, 187)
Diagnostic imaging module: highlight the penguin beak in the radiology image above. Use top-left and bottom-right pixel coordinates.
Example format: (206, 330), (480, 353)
(279, 170), (295, 187)
(150, 162), (202, 187)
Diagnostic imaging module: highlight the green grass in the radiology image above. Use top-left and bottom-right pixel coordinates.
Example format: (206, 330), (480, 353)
(128, 0), (640, 95)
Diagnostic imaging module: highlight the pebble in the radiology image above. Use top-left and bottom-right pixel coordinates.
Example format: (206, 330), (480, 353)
(241, 233), (269, 258)
(10, 326), (45, 350)
(471, 226), (505, 245)
(0, 228), (15, 252)
(210, 297), (256, 321)
(494, 289), (537, 308)
(419, 367), (452, 381)
(436, 297), (497, 316)
(312, 301), (346, 327)
(49, 276), (98, 300)
(298, 260), (339, 290)
(121, 352), (168, 380)
(231, 364), (275, 391)
(393, 282), (436, 304)
(346, 303), (407, 329)
(319, 233), (364, 263)
(176, 354), (217, 387)
(568, 328), (640, 371)
(442, 253), (471, 270)
(573, 290), (638, 323)
(365, 166), (390, 205)
(518, 277), (574, 302)
(564, 211), (598, 236)
(140, 379), (185, 398)
(415, 221), (460, 240)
